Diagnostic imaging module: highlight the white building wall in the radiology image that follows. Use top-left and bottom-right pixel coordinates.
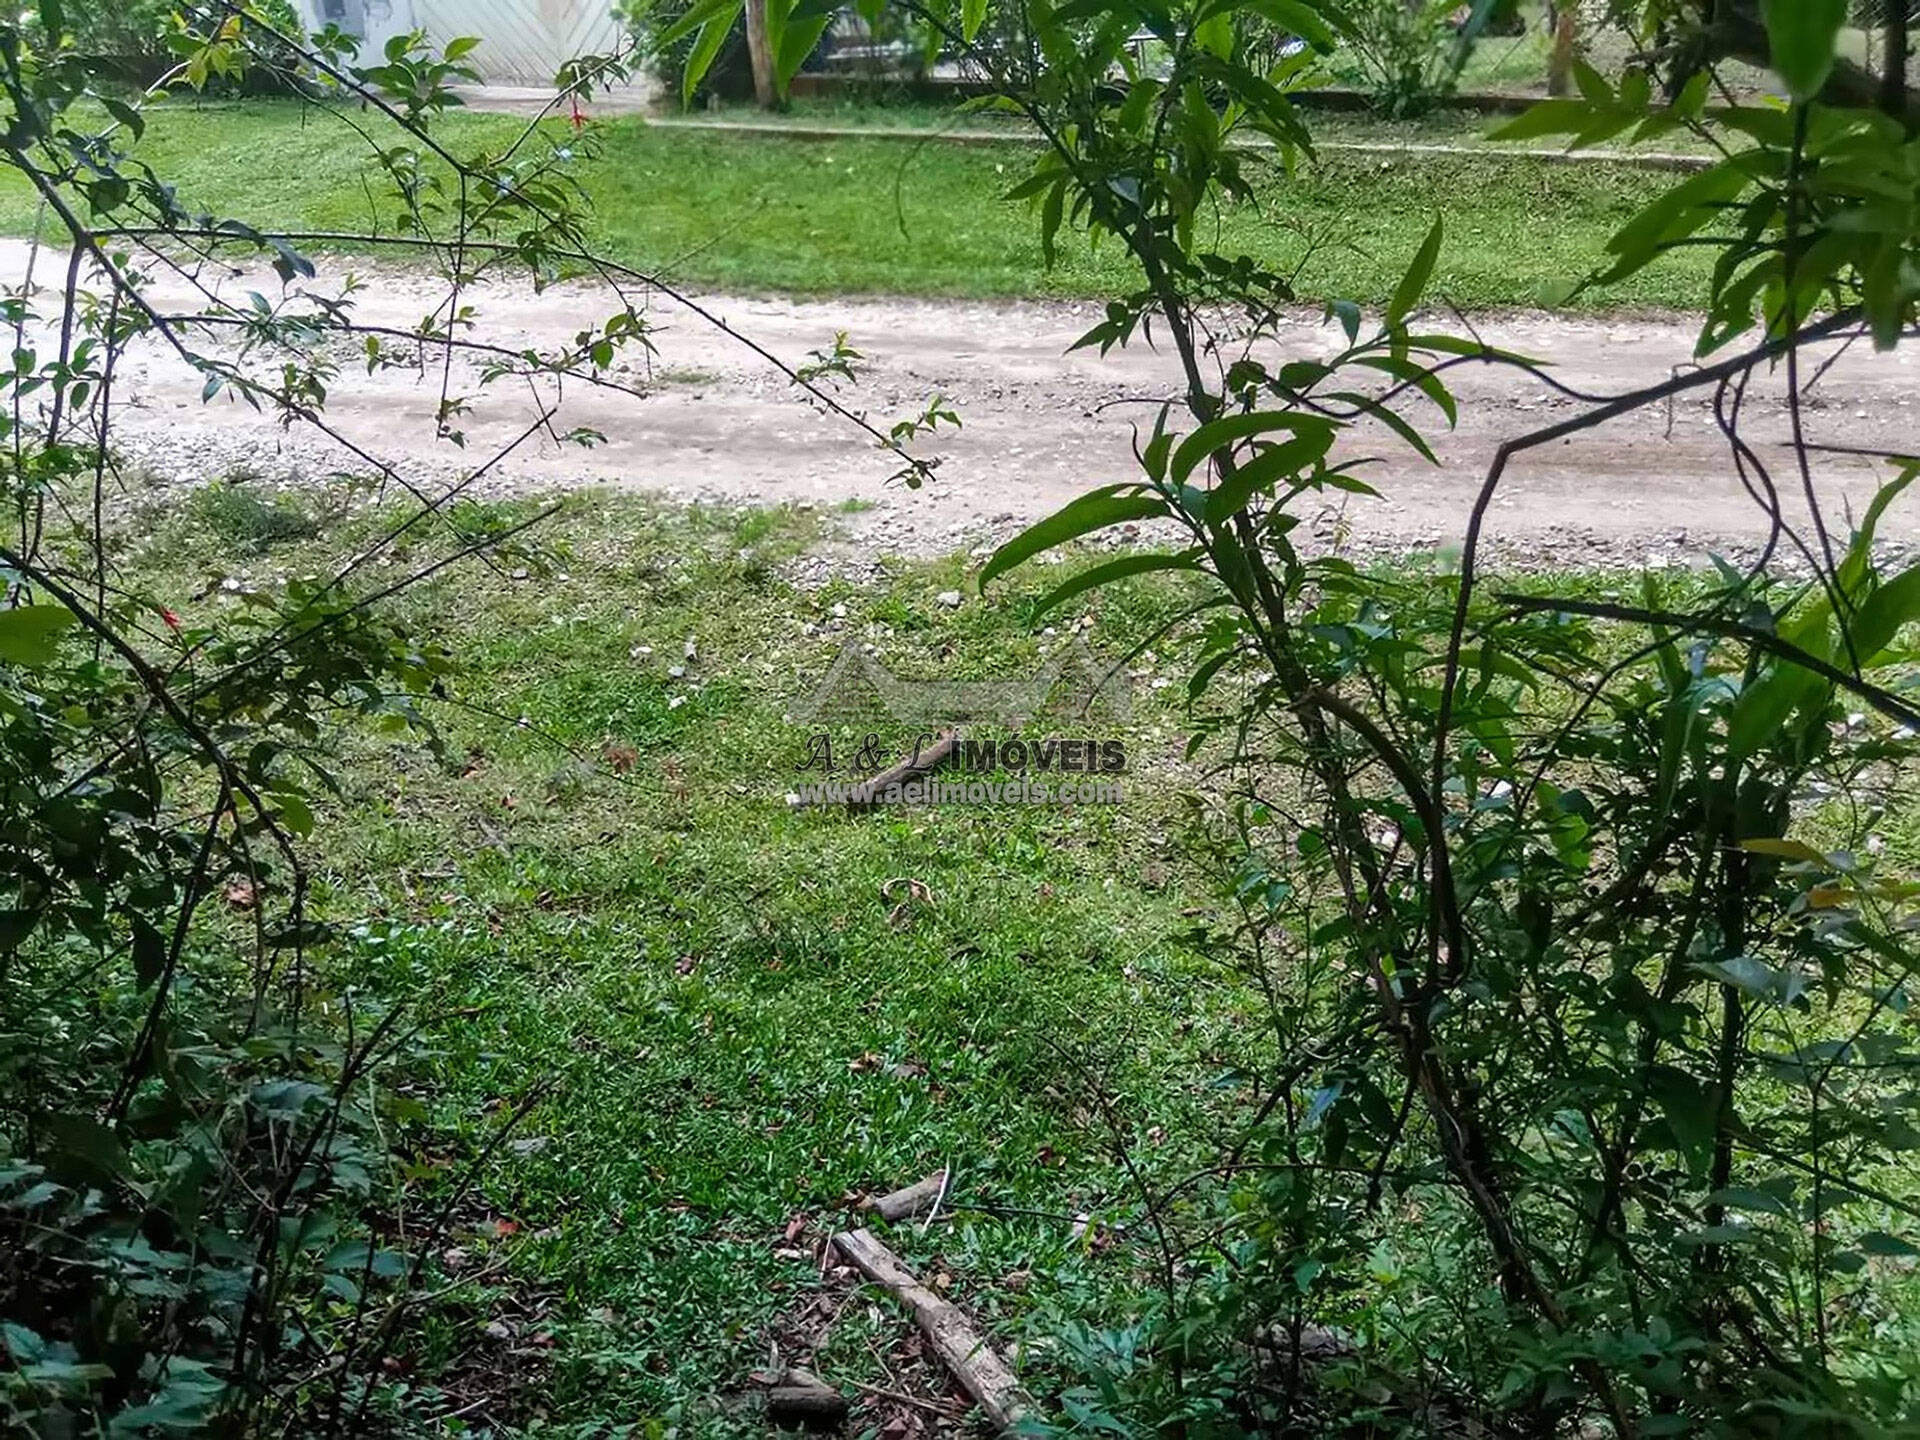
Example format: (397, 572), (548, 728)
(414, 0), (629, 84)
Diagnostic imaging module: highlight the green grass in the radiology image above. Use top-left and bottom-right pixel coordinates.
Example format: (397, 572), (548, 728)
(684, 94), (1720, 151)
(126, 487), (1258, 1433)
(119, 477), (1920, 1432)
(0, 98), (1715, 310)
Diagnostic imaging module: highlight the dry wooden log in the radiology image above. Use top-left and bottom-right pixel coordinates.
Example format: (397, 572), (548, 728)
(862, 1169), (948, 1222)
(765, 1367), (849, 1428)
(848, 730), (958, 809)
(831, 1227), (1032, 1433)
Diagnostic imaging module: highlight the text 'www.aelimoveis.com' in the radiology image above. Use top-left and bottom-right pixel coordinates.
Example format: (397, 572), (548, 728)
(788, 777), (1126, 807)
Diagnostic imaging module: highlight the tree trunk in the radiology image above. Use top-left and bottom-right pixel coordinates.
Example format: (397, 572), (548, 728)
(744, 0), (777, 110)
(1546, 2), (1578, 97)
(1884, 4), (1910, 121)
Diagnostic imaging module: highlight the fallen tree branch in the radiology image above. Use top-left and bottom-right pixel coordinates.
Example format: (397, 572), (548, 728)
(850, 730), (959, 810)
(765, 1368), (849, 1428)
(862, 1169), (950, 1222)
(831, 1227), (1032, 1432)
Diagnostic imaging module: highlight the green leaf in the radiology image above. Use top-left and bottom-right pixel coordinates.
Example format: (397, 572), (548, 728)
(1739, 838), (1827, 863)
(1838, 465), (1918, 599)
(251, 1079), (328, 1117)
(131, 917), (166, 989)
(1386, 217), (1443, 327)
(1168, 412), (1336, 487)
(1603, 163), (1751, 276)
(680, 11), (737, 107)
(1324, 392), (1438, 464)
(1, 1322), (46, 1363)
(102, 97), (145, 141)
(978, 487), (1169, 591)
(1858, 1230), (1920, 1258)
(1487, 99), (1594, 143)
(1760, 0), (1847, 99)
(771, 4), (832, 89)
(37, 0), (62, 41)
(1204, 433), (1332, 522)
(1647, 1065), (1718, 1173)
(1248, 0), (1334, 51)
(1040, 179), (1065, 269)
(1027, 551), (1201, 618)
(42, 1113), (126, 1186)
(1697, 954), (1788, 1000)
(0, 605), (75, 666)
(1571, 57), (1611, 106)
(272, 791), (315, 838)
(1727, 662), (1823, 766)
(1853, 564), (1920, 661)
(654, 0), (740, 50)
(1706, 1184), (1794, 1218)
(962, 0), (987, 42)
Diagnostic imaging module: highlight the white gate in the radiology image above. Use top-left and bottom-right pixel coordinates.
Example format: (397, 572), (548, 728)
(414, 0), (628, 84)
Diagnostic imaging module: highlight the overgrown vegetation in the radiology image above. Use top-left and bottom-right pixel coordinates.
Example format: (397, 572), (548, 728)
(6, 0), (1920, 1434)
(665, 0), (1920, 1429)
(881, 0), (1920, 1428)
(1328, 0), (1464, 116)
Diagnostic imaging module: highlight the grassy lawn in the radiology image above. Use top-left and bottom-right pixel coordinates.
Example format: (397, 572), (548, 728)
(676, 94), (1719, 151)
(118, 464), (1920, 1433)
(0, 98), (1713, 309)
(128, 482), (1261, 1433)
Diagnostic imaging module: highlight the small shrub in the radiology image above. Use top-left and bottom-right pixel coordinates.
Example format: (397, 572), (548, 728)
(1332, 0), (1463, 116)
(189, 479), (325, 553)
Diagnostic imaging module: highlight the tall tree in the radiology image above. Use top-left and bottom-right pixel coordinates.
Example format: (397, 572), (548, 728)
(1885, 0), (1910, 116)
(745, 0), (777, 106)
(1546, 0), (1578, 95)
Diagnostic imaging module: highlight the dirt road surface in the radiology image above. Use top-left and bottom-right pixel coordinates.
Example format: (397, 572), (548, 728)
(10, 237), (1915, 566)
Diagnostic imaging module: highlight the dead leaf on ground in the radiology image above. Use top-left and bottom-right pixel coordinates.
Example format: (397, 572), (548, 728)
(881, 876), (935, 931)
(881, 877), (934, 907)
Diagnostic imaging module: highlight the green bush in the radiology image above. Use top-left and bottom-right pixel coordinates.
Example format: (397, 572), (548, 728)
(51, 0), (300, 64)
(904, 0), (1920, 1429)
(1331, 0), (1464, 115)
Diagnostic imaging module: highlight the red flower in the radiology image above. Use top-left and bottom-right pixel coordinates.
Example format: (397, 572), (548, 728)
(160, 608), (181, 632)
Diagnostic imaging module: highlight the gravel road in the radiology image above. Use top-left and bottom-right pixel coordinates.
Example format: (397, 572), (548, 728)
(11, 237), (1915, 568)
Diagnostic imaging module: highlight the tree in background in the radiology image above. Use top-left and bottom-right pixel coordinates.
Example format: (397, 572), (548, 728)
(1546, 0), (1579, 94)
